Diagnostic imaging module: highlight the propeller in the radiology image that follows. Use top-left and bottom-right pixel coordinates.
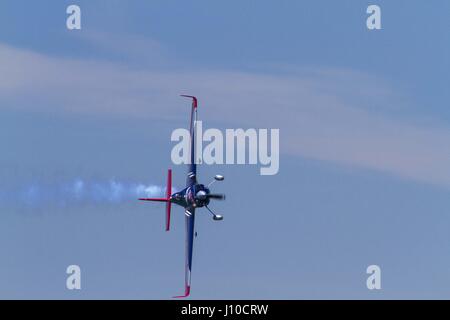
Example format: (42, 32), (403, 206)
(207, 194), (226, 200)
(195, 191), (226, 201)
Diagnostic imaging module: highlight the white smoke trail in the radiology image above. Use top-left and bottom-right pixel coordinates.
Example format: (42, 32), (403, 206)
(0, 178), (175, 209)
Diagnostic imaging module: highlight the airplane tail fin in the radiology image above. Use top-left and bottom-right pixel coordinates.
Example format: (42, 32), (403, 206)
(139, 169), (172, 231)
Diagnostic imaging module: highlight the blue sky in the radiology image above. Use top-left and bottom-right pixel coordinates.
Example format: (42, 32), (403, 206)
(0, 1), (449, 299)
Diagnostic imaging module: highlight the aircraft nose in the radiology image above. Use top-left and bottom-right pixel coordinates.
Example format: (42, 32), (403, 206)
(196, 190), (207, 201)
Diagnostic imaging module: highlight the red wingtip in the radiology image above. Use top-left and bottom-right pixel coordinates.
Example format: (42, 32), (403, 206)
(180, 95), (198, 109)
(173, 286), (190, 298)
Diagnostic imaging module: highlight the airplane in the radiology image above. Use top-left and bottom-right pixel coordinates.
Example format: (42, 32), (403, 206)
(139, 95), (226, 298)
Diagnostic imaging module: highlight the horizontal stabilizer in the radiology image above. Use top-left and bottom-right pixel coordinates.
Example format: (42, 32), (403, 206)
(138, 169), (172, 231)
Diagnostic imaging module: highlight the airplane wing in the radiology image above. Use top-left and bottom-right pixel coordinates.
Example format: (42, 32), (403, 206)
(174, 207), (196, 298)
(181, 95), (198, 187)
(175, 95), (198, 298)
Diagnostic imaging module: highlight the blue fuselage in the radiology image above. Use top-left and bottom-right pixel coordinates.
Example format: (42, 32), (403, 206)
(170, 184), (210, 209)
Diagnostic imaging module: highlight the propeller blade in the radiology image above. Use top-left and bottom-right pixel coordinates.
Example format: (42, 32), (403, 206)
(207, 194), (226, 200)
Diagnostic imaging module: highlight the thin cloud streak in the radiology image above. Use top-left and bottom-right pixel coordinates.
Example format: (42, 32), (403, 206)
(1, 42), (449, 187)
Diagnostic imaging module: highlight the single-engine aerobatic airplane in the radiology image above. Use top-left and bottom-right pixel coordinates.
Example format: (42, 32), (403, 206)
(139, 95), (226, 298)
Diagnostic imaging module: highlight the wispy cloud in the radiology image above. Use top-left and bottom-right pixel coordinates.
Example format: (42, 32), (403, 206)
(1, 41), (449, 187)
